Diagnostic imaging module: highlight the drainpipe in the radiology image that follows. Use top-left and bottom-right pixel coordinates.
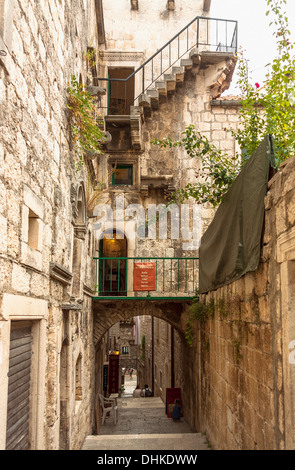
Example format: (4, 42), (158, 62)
(152, 317), (154, 395)
(171, 325), (175, 388)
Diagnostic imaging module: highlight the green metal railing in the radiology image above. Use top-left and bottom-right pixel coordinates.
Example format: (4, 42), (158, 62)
(96, 16), (238, 115)
(93, 257), (199, 300)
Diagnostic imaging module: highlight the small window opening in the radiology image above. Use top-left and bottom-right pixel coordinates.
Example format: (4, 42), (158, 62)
(28, 209), (39, 250)
(112, 165), (133, 185)
(167, 0), (175, 11)
(122, 346), (129, 355)
(75, 354), (82, 401)
(131, 0), (138, 10)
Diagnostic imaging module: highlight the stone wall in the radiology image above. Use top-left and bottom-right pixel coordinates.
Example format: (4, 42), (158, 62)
(0, 0), (102, 450)
(183, 156), (295, 450)
(102, 0), (206, 55)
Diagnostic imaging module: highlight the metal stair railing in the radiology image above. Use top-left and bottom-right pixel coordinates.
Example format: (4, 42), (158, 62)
(96, 16), (238, 115)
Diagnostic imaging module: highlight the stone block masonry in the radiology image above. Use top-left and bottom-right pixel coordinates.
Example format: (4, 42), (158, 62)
(0, 0), (100, 450)
(182, 156), (295, 450)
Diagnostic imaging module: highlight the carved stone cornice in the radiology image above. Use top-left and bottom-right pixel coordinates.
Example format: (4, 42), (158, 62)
(84, 284), (95, 297)
(50, 262), (73, 285)
(99, 50), (144, 63)
(74, 224), (87, 240)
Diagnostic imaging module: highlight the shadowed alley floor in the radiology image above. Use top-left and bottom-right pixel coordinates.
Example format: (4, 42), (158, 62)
(82, 375), (210, 451)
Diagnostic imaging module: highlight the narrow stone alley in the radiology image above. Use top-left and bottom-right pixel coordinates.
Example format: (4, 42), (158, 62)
(82, 375), (210, 451)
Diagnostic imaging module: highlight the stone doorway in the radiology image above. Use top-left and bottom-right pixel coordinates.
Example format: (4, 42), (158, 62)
(108, 67), (135, 115)
(98, 230), (128, 296)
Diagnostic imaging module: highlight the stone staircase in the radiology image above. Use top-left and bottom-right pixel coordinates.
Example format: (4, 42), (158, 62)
(81, 397), (210, 451)
(124, 48), (236, 151)
(82, 432), (210, 450)
(134, 48), (236, 116)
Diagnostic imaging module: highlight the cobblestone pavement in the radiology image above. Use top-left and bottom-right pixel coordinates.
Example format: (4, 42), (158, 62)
(82, 375), (210, 451)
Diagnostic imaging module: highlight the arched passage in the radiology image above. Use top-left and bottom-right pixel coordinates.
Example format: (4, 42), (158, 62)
(93, 299), (191, 344)
(92, 299), (197, 434)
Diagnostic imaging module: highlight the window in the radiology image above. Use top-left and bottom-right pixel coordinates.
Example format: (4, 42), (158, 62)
(108, 67), (134, 115)
(122, 346), (129, 355)
(167, 0), (175, 11)
(28, 209), (40, 250)
(112, 165), (133, 185)
(75, 354), (82, 401)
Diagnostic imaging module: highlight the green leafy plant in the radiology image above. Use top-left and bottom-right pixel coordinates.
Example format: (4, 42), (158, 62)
(141, 335), (146, 362)
(185, 295), (215, 347)
(151, 125), (241, 208)
(232, 0), (295, 166)
(151, 0), (295, 207)
(67, 75), (105, 170)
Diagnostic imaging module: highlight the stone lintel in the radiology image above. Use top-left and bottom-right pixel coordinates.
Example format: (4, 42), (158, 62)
(1, 293), (49, 321)
(50, 262), (73, 285)
(141, 175), (173, 188)
(211, 99), (241, 107)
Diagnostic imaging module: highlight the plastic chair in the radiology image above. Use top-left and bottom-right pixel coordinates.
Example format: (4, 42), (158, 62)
(98, 394), (118, 425)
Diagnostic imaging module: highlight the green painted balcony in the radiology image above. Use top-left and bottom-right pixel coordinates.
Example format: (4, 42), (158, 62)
(93, 257), (199, 300)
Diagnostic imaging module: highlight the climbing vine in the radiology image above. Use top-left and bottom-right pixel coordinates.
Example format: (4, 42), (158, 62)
(141, 335), (146, 362)
(67, 74), (105, 170)
(151, 125), (241, 208)
(185, 292), (260, 363)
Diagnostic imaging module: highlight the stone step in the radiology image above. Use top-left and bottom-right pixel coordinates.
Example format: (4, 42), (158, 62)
(180, 58), (193, 70)
(164, 73), (176, 93)
(138, 93), (151, 107)
(155, 80), (167, 95)
(82, 433), (210, 451)
(147, 88), (159, 109)
(172, 65), (185, 82)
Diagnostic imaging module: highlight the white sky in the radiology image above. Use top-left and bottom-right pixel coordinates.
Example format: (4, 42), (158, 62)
(211, 0), (295, 94)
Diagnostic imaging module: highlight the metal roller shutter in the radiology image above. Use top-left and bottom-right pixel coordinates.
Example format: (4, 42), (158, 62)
(6, 324), (32, 450)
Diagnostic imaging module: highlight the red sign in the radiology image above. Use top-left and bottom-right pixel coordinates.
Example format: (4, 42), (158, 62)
(108, 354), (119, 394)
(166, 388), (183, 418)
(134, 262), (156, 291)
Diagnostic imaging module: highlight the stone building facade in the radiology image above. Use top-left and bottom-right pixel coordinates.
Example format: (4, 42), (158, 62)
(0, 0), (247, 451)
(91, 0), (240, 433)
(108, 319), (139, 371)
(0, 0), (104, 450)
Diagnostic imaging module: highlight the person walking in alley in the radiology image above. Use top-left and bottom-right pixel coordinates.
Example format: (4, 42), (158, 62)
(172, 399), (181, 421)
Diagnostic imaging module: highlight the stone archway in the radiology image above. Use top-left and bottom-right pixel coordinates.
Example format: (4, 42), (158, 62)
(92, 299), (191, 345)
(92, 298), (196, 434)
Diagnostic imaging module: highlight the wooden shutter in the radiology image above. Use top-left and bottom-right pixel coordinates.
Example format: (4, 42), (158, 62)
(6, 323), (32, 450)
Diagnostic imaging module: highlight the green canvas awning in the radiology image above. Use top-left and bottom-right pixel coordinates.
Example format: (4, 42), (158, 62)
(199, 135), (276, 294)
